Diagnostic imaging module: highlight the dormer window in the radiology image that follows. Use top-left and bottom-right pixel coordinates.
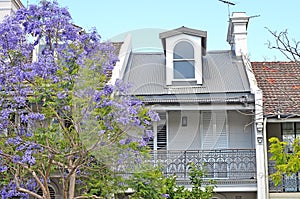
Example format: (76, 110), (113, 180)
(159, 26), (207, 85)
(173, 41), (195, 79)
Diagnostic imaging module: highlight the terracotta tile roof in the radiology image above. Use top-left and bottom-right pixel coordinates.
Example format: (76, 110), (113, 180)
(252, 62), (300, 116)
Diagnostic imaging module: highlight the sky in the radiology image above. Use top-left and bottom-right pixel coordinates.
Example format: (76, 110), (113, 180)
(21, 0), (300, 61)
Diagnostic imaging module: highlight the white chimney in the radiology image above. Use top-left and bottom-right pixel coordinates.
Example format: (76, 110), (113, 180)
(227, 12), (250, 57)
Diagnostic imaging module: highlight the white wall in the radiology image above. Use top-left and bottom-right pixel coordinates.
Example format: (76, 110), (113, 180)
(167, 110), (254, 150)
(228, 110), (254, 148)
(168, 110), (201, 150)
(0, 0), (24, 22)
(0, 1), (12, 20)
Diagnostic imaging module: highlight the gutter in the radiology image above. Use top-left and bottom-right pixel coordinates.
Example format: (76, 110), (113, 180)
(141, 96), (254, 104)
(263, 117), (270, 199)
(242, 55), (267, 199)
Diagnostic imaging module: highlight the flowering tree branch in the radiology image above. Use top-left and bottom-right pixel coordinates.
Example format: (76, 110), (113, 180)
(0, 1), (158, 198)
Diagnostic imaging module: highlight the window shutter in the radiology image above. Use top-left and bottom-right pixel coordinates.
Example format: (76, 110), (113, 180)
(147, 112), (167, 150)
(157, 124), (167, 150)
(215, 111), (227, 149)
(202, 111), (228, 149)
(202, 111), (214, 149)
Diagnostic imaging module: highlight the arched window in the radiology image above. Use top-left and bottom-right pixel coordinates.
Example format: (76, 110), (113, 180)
(37, 186), (56, 199)
(173, 41), (195, 79)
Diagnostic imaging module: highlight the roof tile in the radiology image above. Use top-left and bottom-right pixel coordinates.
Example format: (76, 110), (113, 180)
(252, 62), (300, 116)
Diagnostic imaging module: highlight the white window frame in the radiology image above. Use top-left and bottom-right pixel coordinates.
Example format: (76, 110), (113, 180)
(173, 41), (195, 80)
(165, 35), (203, 85)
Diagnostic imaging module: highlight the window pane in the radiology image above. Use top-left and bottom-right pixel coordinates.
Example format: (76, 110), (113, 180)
(282, 122), (295, 153)
(296, 123), (300, 135)
(174, 41), (194, 59)
(282, 123), (294, 135)
(174, 61), (195, 79)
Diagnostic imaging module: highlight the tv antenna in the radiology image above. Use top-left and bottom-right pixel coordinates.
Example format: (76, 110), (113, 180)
(218, 0), (236, 20)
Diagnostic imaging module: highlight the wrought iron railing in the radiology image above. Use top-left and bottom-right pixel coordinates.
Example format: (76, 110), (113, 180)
(148, 149), (257, 184)
(269, 161), (300, 192)
(113, 149), (257, 185)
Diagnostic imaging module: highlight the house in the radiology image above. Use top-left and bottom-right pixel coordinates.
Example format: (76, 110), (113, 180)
(252, 61), (300, 199)
(0, 0), (23, 21)
(111, 12), (267, 199)
(0, 1), (273, 198)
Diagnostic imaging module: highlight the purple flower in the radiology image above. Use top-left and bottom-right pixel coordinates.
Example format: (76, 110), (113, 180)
(103, 84), (114, 95)
(143, 130), (154, 142)
(57, 92), (67, 99)
(28, 112), (45, 121)
(147, 110), (160, 122)
(0, 165), (8, 172)
(0, 1), (159, 195)
(12, 155), (21, 163)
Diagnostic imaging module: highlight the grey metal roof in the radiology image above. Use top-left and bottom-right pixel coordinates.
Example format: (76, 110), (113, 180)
(124, 51), (254, 104)
(123, 50), (252, 103)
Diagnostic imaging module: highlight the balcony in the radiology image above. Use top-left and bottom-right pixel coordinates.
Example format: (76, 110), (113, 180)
(149, 149), (257, 186)
(269, 161), (300, 192)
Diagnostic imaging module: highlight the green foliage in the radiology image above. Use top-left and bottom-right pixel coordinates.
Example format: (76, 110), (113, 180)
(126, 167), (166, 199)
(269, 137), (300, 185)
(127, 163), (215, 199)
(188, 163), (215, 199)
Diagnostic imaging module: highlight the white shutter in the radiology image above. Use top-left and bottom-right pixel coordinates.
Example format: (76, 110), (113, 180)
(202, 111), (228, 149)
(202, 111), (214, 149)
(215, 111), (228, 149)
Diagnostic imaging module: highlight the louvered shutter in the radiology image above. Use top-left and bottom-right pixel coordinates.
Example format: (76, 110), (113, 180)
(215, 111), (228, 149)
(147, 112), (167, 150)
(202, 111), (214, 149)
(157, 124), (167, 150)
(202, 111), (228, 149)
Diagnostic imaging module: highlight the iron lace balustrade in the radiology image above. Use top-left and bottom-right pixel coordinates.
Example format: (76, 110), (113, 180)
(269, 161), (300, 192)
(150, 149), (257, 185)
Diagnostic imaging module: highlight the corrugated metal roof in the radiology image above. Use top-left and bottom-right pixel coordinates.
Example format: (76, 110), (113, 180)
(123, 50), (251, 97)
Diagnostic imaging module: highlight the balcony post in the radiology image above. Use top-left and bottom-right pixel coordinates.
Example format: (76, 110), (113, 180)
(184, 150), (187, 179)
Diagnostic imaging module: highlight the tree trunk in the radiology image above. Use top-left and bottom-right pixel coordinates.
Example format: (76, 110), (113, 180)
(68, 172), (76, 199)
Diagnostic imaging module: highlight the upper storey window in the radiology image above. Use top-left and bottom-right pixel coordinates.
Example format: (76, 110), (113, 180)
(173, 41), (195, 79)
(159, 26), (206, 85)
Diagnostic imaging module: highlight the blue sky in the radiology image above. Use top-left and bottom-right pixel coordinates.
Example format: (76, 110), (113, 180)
(22, 0), (299, 61)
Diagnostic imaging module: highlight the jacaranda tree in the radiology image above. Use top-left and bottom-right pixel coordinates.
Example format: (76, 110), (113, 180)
(0, 1), (159, 198)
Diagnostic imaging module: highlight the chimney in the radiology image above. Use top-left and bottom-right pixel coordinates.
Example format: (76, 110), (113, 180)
(227, 12), (250, 57)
